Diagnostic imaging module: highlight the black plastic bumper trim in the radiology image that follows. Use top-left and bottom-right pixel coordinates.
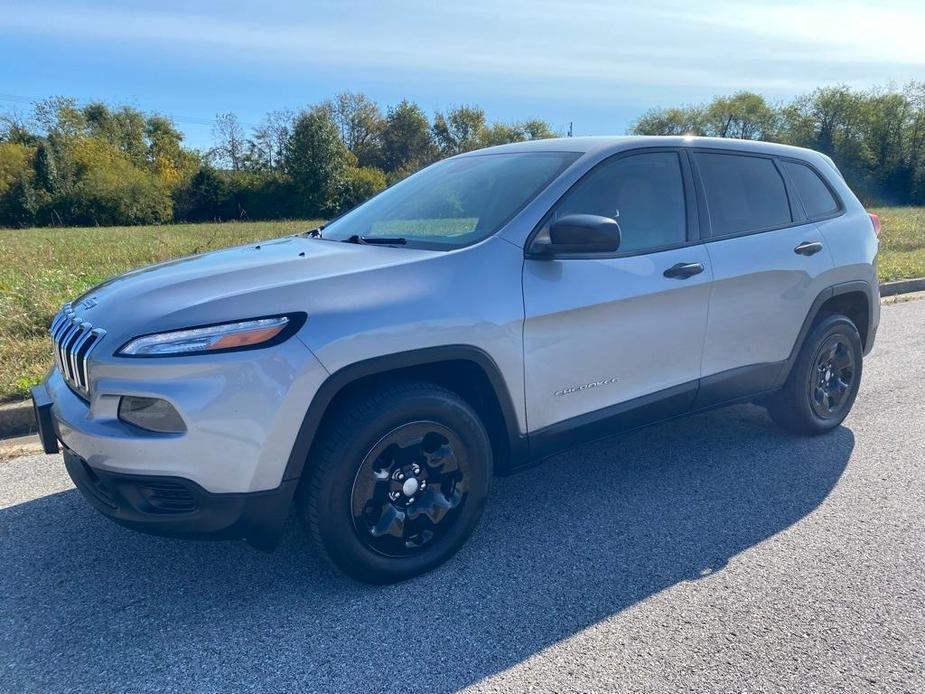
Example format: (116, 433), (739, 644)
(31, 385), (59, 454)
(62, 448), (296, 551)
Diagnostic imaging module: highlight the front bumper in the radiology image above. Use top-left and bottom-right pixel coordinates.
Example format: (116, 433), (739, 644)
(61, 446), (297, 549)
(31, 337), (330, 549)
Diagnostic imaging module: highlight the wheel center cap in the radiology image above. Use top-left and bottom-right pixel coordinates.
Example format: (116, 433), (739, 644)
(402, 478), (419, 496)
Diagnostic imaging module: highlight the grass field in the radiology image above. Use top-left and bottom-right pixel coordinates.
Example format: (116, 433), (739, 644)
(0, 219), (321, 402)
(870, 207), (925, 282)
(1, 209), (923, 402)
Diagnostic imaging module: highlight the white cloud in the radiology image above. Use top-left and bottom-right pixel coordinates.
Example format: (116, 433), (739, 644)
(0, 0), (921, 95)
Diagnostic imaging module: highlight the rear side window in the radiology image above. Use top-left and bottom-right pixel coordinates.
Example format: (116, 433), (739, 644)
(695, 152), (792, 236)
(782, 161), (841, 219)
(550, 151), (687, 253)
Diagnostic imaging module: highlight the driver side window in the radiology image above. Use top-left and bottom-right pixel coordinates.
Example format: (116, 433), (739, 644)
(549, 151), (687, 253)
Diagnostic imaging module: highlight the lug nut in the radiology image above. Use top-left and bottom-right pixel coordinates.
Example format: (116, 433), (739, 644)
(411, 464), (421, 475)
(389, 491), (400, 501)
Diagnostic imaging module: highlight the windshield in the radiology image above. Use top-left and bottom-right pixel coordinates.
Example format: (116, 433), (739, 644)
(321, 151), (580, 249)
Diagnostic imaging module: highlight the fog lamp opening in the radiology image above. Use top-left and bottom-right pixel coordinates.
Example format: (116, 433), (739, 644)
(118, 396), (186, 434)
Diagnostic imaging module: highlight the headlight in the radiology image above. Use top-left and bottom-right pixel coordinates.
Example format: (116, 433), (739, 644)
(117, 315), (301, 357)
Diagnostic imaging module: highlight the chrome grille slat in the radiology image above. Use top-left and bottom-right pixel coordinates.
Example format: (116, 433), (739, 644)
(69, 326), (93, 388)
(49, 306), (106, 397)
(57, 322), (79, 380)
(83, 329), (105, 388)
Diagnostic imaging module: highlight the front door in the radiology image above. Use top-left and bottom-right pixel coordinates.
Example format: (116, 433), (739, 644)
(522, 150), (712, 435)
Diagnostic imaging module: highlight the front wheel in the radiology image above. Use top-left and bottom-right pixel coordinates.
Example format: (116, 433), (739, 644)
(767, 314), (863, 435)
(297, 380), (492, 583)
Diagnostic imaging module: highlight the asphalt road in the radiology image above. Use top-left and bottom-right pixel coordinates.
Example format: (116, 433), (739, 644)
(2, 299), (924, 693)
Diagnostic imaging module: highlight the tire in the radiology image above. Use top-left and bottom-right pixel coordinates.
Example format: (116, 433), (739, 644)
(296, 379), (493, 584)
(767, 313), (863, 435)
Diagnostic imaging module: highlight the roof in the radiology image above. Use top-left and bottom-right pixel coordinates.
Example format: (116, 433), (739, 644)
(466, 135), (821, 161)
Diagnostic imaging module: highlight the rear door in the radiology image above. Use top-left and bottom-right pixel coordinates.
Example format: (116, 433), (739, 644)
(693, 150), (835, 402)
(522, 149), (712, 434)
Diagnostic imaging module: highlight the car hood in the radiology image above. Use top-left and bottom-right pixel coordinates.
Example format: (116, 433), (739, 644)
(69, 236), (441, 345)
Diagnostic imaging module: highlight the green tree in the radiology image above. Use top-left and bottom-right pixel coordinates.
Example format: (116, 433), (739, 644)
(0, 114), (36, 146)
(0, 170), (38, 227)
(209, 112), (247, 172)
(33, 141), (61, 194)
(0, 142), (34, 197)
(521, 119), (556, 140)
(433, 105), (486, 155)
(379, 100), (433, 174)
(330, 93), (383, 167)
(703, 92), (777, 140)
(631, 105), (706, 136)
(248, 110), (292, 171)
(285, 106), (354, 216)
(82, 103), (148, 164)
(339, 165), (387, 210)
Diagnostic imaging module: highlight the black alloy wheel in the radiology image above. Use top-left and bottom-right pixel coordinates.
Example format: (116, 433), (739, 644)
(298, 380), (492, 584)
(809, 334), (857, 420)
(767, 313), (863, 435)
(351, 421), (470, 557)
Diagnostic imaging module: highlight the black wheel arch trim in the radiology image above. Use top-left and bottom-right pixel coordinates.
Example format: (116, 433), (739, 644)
(282, 345), (528, 485)
(774, 279), (876, 388)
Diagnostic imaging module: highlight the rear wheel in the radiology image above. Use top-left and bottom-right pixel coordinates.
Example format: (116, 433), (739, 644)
(767, 314), (863, 435)
(297, 380), (492, 583)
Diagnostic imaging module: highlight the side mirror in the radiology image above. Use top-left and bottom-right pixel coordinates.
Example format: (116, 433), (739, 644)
(533, 214), (621, 256)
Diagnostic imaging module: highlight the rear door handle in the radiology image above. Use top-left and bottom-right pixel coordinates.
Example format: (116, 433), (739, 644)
(794, 241), (823, 256)
(663, 262), (704, 279)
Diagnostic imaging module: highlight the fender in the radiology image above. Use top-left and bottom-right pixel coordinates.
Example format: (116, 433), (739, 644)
(281, 345), (527, 484)
(773, 279), (876, 388)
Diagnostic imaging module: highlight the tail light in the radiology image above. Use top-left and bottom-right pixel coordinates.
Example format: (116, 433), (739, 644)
(868, 212), (881, 237)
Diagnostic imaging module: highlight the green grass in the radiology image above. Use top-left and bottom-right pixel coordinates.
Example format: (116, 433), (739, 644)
(870, 207), (925, 282)
(0, 219), (321, 402)
(1, 209), (923, 403)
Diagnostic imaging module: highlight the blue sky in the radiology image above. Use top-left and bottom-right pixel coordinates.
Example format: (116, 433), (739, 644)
(1, 0), (923, 149)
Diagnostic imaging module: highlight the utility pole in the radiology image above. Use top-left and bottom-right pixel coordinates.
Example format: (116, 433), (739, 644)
(567, 121), (573, 137)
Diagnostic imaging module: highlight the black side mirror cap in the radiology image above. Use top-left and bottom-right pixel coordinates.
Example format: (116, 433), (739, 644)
(530, 214), (622, 257)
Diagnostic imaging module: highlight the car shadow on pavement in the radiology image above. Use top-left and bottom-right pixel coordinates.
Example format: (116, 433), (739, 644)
(0, 404), (854, 693)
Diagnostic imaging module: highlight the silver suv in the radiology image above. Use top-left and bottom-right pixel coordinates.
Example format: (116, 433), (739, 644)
(32, 136), (880, 583)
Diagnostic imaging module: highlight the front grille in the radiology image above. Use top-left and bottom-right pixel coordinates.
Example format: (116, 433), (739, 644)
(50, 305), (106, 397)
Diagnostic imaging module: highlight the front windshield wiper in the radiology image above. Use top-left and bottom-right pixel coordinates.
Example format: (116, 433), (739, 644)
(299, 225), (324, 238)
(344, 235), (407, 245)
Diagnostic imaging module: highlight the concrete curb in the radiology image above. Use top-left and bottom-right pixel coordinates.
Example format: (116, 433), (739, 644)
(879, 278), (925, 297)
(2, 276), (924, 440)
(0, 400), (37, 440)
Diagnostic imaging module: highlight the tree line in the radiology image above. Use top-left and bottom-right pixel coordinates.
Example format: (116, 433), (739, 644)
(1, 83), (923, 228)
(631, 83), (925, 205)
(0, 94), (555, 228)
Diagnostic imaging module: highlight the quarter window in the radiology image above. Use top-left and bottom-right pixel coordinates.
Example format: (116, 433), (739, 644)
(695, 152), (792, 236)
(547, 152), (687, 253)
(782, 161), (840, 219)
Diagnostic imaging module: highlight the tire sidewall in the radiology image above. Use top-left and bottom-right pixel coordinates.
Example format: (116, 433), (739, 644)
(312, 388), (492, 583)
(791, 315), (863, 433)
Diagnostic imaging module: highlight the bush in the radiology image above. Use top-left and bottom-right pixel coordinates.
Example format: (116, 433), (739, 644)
(339, 166), (386, 211)
(51, 139), (172, 226)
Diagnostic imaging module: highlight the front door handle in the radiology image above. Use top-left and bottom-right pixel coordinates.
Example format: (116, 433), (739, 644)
(663, 262), (704, 279)
(794, 241), (824, 256)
